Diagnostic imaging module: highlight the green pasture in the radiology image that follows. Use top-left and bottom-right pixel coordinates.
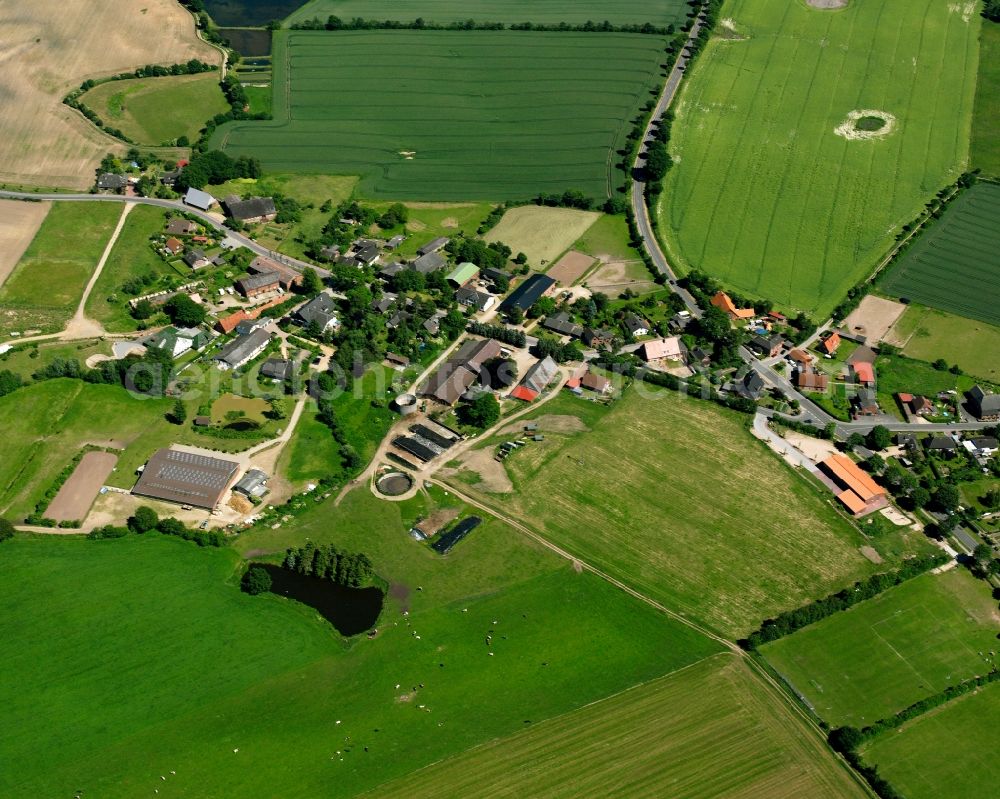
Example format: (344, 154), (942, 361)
(0, 202), (121, 336)
(288, 0), (690, 27)
(761, 569), (999, 728)
(658, 0), (980, 317)
(278, 398), (343, 484)
(85, 204), (181, 331)
(972, 22), (1000, 177)
(369, 653), (867, 799)
(452, 388), (889, 638)
(862, 679), (1000, 799)
(879, 181), (1000, 327)
(888, 303), (1000, 382)
(0, 339), (108, 379)
(0, 380), (258, 521)
(0, 490), (720, 797)
(79, 72), (229, 145)
(211, 30), (665, 200)
(873, 353), (986, 416)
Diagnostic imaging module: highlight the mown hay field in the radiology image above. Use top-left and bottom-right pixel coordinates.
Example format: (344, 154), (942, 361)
(1, 493), (720, 797)
(212, 30), (664, 200)
(761, 569), (1000, 728)
(0, 0), (216, 189)
(79, 72), (229, 146)
(368, 653), (867, 799)
(0, 200), (50, 288)
(657, 0), (980, 318)
(862, 679), (1000, 799)
(879, 181), (1000, 327)
(473, 389), (880, 638)
(288, 0), (690, 27)
(483, 205), (599, 267)
(0, 202), (121, 337)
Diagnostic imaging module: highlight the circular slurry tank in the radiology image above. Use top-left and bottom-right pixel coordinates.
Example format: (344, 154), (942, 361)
(377, 472), (413, 497)
(396, 393), (418, 415)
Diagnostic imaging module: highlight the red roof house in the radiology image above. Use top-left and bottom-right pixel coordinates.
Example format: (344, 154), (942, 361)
(820, 332), (841, 355)
(509, 386), (538, 402)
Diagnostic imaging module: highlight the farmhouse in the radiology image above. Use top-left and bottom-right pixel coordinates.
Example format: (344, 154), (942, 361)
(820, 453), (888, 517)
(583, 327), (616, 350)
(968, 385), (1000, 421)
(235, 271), (281, 298)
(412, 251), (447, 274)
(183, 187), (216, 211)
(710, 291), (754, 321)
(142, 326), (207, 359)
(641, 337), (683, 364)
(248, 256), (302, 290)
(224, 195), (277, 224)
(623, 314), (650, 337)
(455, 287), (496, 313)
(543, 313), (583, 338)
(348, 240), (381, 267)
(788, 348), (813, 367)
(417, 236), (449, 256)
(213, 328), (271, 371)
(216, 309), (250, 334)
(166, 218), (198, 236)
(260, 358), (293, 382)
(580, 371), (611, 394)
(819, 332), (841, 356)
(498, 274), (555, 315)
(164, 237), (184, 255)
(732, 368), (764, 401)
(794, 369), (828, 391)
(446, 262), (479, 289)
(748, 333), (783, 358)
(850, 361), (876, 387)
(132, 448), (240, 510)
(96, 173), (127, 192)
(295, 293), (340, 332)
(420, 338), (501, 405)
(183, 249), (211, 269)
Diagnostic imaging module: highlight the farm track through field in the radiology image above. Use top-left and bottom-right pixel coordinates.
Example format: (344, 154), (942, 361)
(434, 478), (877, 797)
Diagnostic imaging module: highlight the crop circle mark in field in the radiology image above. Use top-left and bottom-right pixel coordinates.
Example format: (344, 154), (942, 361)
(806, 0), (848, 9)
(834, 109), (896, 141)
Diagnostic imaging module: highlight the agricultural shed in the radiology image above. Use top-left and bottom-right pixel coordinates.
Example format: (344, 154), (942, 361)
(183, 187), (216, 210)
(132, 448), (239, 509)
(498, 273), (555, 313)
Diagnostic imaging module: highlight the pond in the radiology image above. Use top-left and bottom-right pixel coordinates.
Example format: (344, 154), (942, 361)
(211, 392), (270, 425)
(204, 0), (307, 27)
(258, 564), (383, 636)
(220, 28), (272, 57)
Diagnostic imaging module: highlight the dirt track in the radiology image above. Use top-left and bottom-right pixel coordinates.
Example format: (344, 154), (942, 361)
(45, 451), (118, 522)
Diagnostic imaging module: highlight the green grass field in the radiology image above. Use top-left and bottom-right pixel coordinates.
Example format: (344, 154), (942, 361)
(879, 181), (1000, 327)
(0, 202), (121, 336)
(85, 204), (181, 331)
(0, 380), (258, 521)
(288, 0), (690, 27)
(79, 72), (229, 145)
(211, 30), (664, 200)
(887, 302), (1000, 381)
(453, 388), (888, 638)
(761, 569), (999, 728)
(862, 678), (1000, 799)
(658, 0), (980, 317)
(278, 398), (344, 483)
(972, 22), (1000, 177)
(0, 487), (723, 797)
(369, 653), (867, 799)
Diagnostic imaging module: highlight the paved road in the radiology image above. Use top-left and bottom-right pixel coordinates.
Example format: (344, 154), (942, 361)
(0, 190), (329, 277)
(630, 18), (703, 318)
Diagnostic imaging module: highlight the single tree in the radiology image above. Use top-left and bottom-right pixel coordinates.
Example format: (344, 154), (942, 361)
(128, 506), (159, 533)
(0, 517), (15, 542)
(866, 425), (892, 451)
(909, 487), (931, 509)
(846, 432), (865, 449)
(459, 392), (500, 429)
(241, 566), (272, 595)
(932, 483), (961, 514)
(170, 398), (187, 425)
(164, 294), (206, 327)
(301, 267), (323, 295)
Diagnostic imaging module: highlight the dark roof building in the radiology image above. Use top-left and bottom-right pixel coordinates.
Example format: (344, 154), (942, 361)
(748, 333), (784, 358)
(926, 436), (958, 451)
(235, 271), (281, 297)
(498, 274), (556, 314)
(295, 293), (339, 332)
(583, 327), (615, 349)
(214, 328), (271, 370)
(412, 252), (447, 274)
(97, 173), (127, 191)
(166, 218), (197, 236)
(132, 448), (240, 509)
(520, 356), (559, 395)
(733, 369), (764, 400)
(260, 358), (294, 381)
(543, 313), (583, 338)
(233, 468), (268, 498)
(224, 195), (277, 223)
(183, 249), (210, 269)
(968, 385), (1000, 421)
(455, 287), (496, 312)
(419, 338), (502, 405)
(417, 236), (449, 256)
(623, 315), (650, 337)
(248, 256), (302, 290)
